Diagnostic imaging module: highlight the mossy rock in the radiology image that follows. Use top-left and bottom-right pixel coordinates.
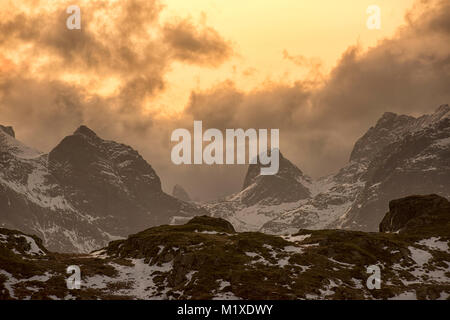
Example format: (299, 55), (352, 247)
(186, 215), (236, 233)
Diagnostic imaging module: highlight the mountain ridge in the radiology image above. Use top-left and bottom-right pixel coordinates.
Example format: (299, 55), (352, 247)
(208, 105), (450, 234)
(0, 125), (204, 252)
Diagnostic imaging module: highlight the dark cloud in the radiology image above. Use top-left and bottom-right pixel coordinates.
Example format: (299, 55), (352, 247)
(0, 0), (232, 107)
(163, 18), (233, 66)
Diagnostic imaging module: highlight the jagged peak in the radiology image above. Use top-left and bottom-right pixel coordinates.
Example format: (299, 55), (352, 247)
(0, 125), (15, 138)
(242, 150), (308, 190)
(379, 111), (398, 119)
(375, 112), (414, 128)
(73, 125), (99, 140)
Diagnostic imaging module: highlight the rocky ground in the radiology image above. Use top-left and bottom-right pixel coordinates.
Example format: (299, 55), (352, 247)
(0, 194), (448, 300)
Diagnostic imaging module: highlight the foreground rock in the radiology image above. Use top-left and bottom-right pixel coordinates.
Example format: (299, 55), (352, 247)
(0, 196), (448, 300)
(379, 194), (450, 233)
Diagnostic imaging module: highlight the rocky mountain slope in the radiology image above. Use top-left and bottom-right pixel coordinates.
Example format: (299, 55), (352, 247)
(204, 152), (313, 232)
(0, 125), (204, 253)
(0, 195), (448, 300)
(208, 105), (450, 234)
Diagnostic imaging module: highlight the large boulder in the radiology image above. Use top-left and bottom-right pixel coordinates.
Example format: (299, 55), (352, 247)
(379, 194), (450, 232)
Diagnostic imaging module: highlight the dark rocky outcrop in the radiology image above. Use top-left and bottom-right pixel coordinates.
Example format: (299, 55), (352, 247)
(186, 215), (235, 233)
(379, 194), (450, 233)
(0, 125), (14, 138)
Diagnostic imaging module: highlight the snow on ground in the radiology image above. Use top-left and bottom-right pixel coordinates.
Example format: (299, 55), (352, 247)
(0, 231), (45, 256)
(17, 235), (45, 256)
(408, 246), (433, 266)
(0, 234), (7, 243)
(0, 270), (53, 299)
(212, 279), (240, 300)
(418, 237), (449, 252)
(90, 249), (108, 259)
(169, 216), (193, 226)
(318, 279), (341, 297)
(282, 234), (311, 243)
(195, 230), (219, 235)
(226, 201), (302, 232)
(84, 259), (174, 299)
(0, 131), (42, 159)
(389, 291), (417, 300)
(283, 246), (304, 254)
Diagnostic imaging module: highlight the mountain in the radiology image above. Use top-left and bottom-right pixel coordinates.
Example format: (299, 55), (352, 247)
(241, 152), (311, 206)
(0, 125), (204, 252)
(205, 152), (313, 232)
(1, 105), (448, 251)
(0, 195), (448, 300)
(208, 105), (450, 234)
(172, 184), (191, 202)
(338, 105), (450, 230)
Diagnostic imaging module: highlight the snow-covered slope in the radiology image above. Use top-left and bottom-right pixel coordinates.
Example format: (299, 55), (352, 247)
(0, 125), (204, 252)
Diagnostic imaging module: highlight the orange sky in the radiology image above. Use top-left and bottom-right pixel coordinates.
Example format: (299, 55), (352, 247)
(0, 0), (416, 115)
(156, 0), (416, 112)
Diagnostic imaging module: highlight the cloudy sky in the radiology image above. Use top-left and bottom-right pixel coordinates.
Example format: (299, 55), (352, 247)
(0, 0), (449, 200)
